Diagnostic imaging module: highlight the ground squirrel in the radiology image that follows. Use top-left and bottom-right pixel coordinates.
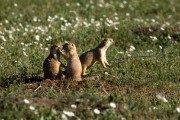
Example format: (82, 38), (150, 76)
(43, 44), (66, 80)
(59, 43), (82, 81)
(80, 38), (113, 76)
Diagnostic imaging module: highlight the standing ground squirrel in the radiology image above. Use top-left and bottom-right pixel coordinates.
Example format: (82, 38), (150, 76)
(59, 43), (82, 81)
(43, 44), (66, 80)
(80, 38), (113, 76)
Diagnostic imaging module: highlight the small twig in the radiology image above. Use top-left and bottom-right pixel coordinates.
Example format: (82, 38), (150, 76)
(102, 86), (109, 96)
(34, 84), (42, 92)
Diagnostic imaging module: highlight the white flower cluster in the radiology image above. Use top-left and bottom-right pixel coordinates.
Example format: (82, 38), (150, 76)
(156, 93), (168, 103)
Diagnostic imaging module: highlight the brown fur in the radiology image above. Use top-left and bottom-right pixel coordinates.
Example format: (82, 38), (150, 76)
(43, 44), (66, 80)
(60, 43), (82, 81)
(80, 38), (113, 76)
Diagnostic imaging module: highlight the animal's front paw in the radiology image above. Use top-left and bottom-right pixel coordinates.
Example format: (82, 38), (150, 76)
(59, 49), (63, 54)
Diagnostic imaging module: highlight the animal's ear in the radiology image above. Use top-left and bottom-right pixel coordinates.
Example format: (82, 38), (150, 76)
(103, 38), (108, 42)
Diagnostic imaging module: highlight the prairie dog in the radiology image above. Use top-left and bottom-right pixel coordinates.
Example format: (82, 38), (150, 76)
(43, 44), (66, 80)
(80, 38), (113, 76)
(59, 43), (82, 81)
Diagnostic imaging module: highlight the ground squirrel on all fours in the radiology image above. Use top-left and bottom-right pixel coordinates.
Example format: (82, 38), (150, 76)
(43, 44), (66, 80)
(59, 43), (82, 81)
(80, 38), (114, 76)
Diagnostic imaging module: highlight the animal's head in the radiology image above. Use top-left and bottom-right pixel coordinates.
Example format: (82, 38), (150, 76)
(50, 44), (61, 55)
(99, 38), (114, 48)
(62, 43), (77, 53)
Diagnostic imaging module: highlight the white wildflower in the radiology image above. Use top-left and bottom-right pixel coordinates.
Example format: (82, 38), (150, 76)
(153, 106), (158, 110)
(16, 28), (20, 31)
(150, 36), (158, 41)
(0, 46), (4, 49)
(160, 27), (165, 31)
(48, 36), (52, 39)
(35, 35), (40, 41)
(33, 17), (38, 22)
(29, 105), (35, 111)
(54, 15), (59, 19)
(123, 0), (127, 4)
(60, 17), (65, 21)
(167, 35), (171, 39)
(121, 117), (126, 120)
(61, 26), (66, 31)
(24, 99), (30, 104)
(76, 2), (80, 7)
(46, 38), (49, 41)
(159, 46), (162, 49)
(127, 54), (131, 57)
(156, 93), (168, 103)
(23, 51), (28, 57)
(126, 13), (130, 16)
(149, 28), (153, 32)
(151, 19), (155, 22)
(25, 28), (28, 32)
(106, 18), (113, 24)
(98, 4), (103, 7)
(63, 110), (75, 117)
(51, 109), (57, 114)
(61, 114), (68, 120)
(96, 22), (100, 27)
(5, 20), (9, 24)
(147, 50), (153, 53)
(46, 35), (52, 41)
(118, 51), (124, 54)
(71, 104), (77, 108)
(40, 115), (44, 120)
(45, 47), (48, 51)
(129, 45), (135, 51)
(115, 27), (118, 30)
(115, 17), (119, 20)
(120, 4), (124, 8)
(176, 107), (180, 113)
(91, 18), (95, 23)
(0, 36), (7, 41)
(165, 22), (170, 26)
(109, 102), (116, 108)
(19, 14), (23, 17)
(9, 34), (13, 39)
(114, 13), (118, 16)
(14, 3), (18, 7)
(65, 3), (70, 7)
(94, 108), (100, 114)
(65, 22), (71, 27)
(105, 72), (108, 75)
(34, 110), (39, 115)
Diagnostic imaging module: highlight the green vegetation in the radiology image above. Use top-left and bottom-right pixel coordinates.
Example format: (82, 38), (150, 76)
(0, 0), (180, 119)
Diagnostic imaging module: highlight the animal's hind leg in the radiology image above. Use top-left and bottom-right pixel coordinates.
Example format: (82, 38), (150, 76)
(82, 65), (88, 76)
(57, 71), (63, 80)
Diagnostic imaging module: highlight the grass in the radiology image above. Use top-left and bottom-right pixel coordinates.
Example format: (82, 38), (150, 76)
(0, 0), (180, 119)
